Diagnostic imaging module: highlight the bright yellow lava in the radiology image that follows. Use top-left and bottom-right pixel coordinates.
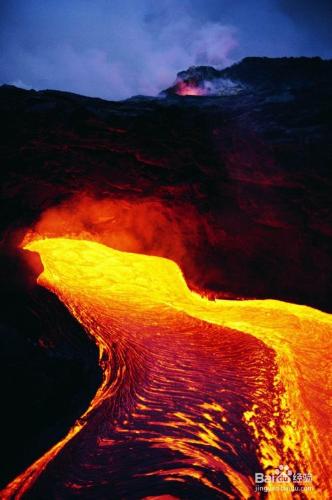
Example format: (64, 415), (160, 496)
(2, 237), (332, 499)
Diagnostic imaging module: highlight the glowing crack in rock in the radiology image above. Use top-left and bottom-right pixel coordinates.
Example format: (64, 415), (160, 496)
(2, 238), (331, 498)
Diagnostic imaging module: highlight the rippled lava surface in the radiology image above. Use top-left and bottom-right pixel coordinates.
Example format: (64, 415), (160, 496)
(2, 238), (331, 499)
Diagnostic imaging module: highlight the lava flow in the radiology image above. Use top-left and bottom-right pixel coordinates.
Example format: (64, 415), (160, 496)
(2, 237), (331, 499)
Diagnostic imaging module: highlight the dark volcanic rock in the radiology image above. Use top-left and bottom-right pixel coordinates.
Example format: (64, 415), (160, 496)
(0, 56), (332, 484)
(1, 57), (332, 310)
(0, 251), (102, 487)
(163, 56), (332, 95)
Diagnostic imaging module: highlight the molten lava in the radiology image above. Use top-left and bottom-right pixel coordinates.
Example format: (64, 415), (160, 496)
(2, 237), (331, 498)
(175, 82), (207, 96)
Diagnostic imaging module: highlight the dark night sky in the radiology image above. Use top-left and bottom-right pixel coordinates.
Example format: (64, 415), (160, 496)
(0, 0), (331, 99)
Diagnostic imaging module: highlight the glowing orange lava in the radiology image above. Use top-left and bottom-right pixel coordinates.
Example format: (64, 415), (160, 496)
(175, 82), (207, 96)
(1, 237), (331, 498)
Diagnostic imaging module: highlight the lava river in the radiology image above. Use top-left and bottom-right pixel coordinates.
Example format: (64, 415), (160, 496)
(2, 238), (331, 499)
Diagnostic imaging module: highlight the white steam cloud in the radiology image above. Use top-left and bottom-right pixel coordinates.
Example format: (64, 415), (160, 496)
(0, 0), (237, 99)
(2, 0), (329, 100)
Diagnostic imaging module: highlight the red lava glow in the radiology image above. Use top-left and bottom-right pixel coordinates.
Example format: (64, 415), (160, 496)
(21, 195), (190, 258)
(18, 194), (220, 298)
(0, 232), (330, 499)
(175, 82), (207, 96)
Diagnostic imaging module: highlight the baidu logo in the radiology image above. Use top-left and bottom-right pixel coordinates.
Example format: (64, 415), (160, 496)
(254, 464), (314, 493)
(255, 464), (293, 484)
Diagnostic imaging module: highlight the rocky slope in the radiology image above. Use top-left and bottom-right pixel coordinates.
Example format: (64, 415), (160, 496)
(163, 56), (332, 95)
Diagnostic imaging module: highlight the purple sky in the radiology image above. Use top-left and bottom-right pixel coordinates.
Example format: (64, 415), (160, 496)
(1, 0), (331, 99)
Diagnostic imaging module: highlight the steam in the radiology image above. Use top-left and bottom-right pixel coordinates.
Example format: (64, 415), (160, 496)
(175, 78), (246, 96)
(0, 1), (237, 100)
(1, 0), (330, 100)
